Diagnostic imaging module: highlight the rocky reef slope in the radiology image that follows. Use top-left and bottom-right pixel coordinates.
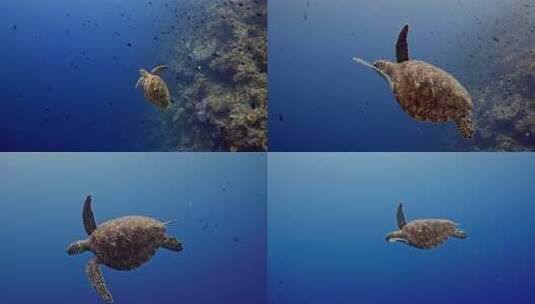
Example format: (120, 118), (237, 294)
(155, 0), (267, 151)
(459, 0), (535, 151)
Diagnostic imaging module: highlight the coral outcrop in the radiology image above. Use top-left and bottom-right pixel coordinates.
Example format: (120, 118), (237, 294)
(153, 0), (267, 151)
(456, 0), (535, 151)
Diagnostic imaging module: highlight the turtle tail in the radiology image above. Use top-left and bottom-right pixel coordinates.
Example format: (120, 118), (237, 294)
(455, 112), (475, 139)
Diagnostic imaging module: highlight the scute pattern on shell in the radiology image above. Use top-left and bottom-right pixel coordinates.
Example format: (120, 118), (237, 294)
(90, 216), (166, 271)
(392, 60), (473, 123)
(402, 219), (460, 249)
(143, 75), (172, 110)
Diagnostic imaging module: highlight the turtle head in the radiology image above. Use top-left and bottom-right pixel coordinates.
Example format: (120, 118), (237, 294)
(162, 236), (183, 252)
(385, 230), (407, 244)
(67, 240), (91, 255)
(373, 60), (395, 77)
(139, 69), (149, 77)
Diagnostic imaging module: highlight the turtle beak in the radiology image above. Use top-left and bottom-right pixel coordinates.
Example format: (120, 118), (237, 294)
(385, 231), (406, 243)
(67, 242), (79, 255)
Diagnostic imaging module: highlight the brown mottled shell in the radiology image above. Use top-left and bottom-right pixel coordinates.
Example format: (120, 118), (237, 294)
(391, 60), (472, 123)
(89, 216), (166, 271)
(143, 75), (171, 111)
(402, 219), (459, 249)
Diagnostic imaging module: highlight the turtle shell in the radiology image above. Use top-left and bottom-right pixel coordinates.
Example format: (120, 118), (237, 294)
(391, 60), (472, 123)
(402, 219), (458, 249)
(143, 74), (172, 111)
(90, 216), (166, 271)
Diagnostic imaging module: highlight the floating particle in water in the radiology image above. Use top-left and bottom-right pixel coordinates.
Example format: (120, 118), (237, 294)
(492, 36), (500, 42)
(126, 42), (132, 47)
(233, 237), (240, 243)
(12, 24), (17, 31)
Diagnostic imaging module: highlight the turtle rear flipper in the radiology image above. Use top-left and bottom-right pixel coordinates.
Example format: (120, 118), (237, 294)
(396, 202), (406, 229)
(87, 257), (114, 303)
(455, 113), (475, 139)
(396, 24), (410, 63)
(151, 65), (169, 75)
(83, 195), (97, 235)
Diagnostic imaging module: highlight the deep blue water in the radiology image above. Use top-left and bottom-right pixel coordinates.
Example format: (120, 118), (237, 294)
(0, 153), (267, 303)
(268, 0), (518, 151)
(269, 153), (535, 303)
(0, 0), (182, 151)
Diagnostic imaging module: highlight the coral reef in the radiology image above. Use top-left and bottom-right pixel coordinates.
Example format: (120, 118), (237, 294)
(153, 0), (267, 151)
(456, 0), (535, 151)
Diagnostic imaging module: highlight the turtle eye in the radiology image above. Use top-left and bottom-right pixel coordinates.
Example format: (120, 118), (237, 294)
(374, 61), (384, 70)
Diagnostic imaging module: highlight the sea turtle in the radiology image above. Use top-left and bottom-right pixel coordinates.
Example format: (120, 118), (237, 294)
(353, 24), (475, 138)
(67, 195), (183, 303)
(135, 65), (173, 111)
(385, 202), (467, 249)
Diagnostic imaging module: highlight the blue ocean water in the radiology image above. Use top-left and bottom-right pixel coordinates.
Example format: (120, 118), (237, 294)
(269, 153), (535, 303)
(0, 0), (183, 151)
(0, 153), (266, 303)
(268, 0), (525, 151)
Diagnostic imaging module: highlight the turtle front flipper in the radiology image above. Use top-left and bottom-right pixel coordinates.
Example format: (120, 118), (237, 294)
(454, 112), (475, 139)
(135, 77), (144, 89)
(396, 24), (410, 63)
(352, 57), (393, 89)
(396, 202), (406, 229)
(161, 235), (183, 252)
(86, 257), (114, 303)
(83, 195), (97, 235)
(151, 65), (169, 75)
